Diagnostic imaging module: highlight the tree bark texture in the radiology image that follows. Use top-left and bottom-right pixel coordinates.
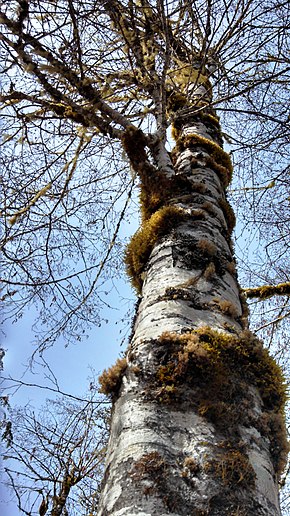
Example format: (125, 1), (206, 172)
(97, 97), (287, 515)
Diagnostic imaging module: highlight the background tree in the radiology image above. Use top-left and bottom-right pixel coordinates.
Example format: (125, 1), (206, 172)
(1, 383), (109, 516)
(1, 0), (289, 514)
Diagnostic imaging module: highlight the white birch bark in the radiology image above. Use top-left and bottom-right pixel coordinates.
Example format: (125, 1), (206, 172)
(97, 112), (282, 516)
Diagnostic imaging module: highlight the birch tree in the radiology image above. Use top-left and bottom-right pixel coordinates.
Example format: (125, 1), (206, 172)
(1, 1), (289, 514)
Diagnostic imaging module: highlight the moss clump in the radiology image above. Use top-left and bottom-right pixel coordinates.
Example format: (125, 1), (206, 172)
(139, 170), (217, 222)
(204, 447), (256, 488)
(167, 91), (187, 114)
(218, 198), (236, 234)
(258, 411), (290, 477)
(171, 106), (222, 143)
(204, 156), (232, 187)
(139, 172), (193, 221)
(121, 126), (148, 168)
(191, 327), (287, 412)
(151, 327), (288, 476)
(200, 200), (220, 219)
(189, 181), (208, 194)
(171, 133), (233, 186)
(225, 260), (237, 277)
(183, 456), (200, 475)
(196, 238), (217, 256)
(244, 281), (290, 300)
(98, 357), (127, 396)
(239, 290), (250, 329)
(125, 206), (187, 293)
(199, 112), (220, 127)
(204, 262), (216, 280)
(130, 451), (184, 511)
(130, 451), (167, 483)
(210, 297), (239, 319)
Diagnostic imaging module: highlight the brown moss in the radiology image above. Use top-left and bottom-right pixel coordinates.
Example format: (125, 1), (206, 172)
(167, 91), (187, 116)
(210, 297), (239, 319)
(198, 399), (229, 419)
(192, 208), (207, 219)
(204, 262), (216, 280)
(98, 357), (127, 395)
(226, 260), (237, 276)
(121, 126), (147, 167)
(130, 451), (167, 482)
(201, 200), (220, 218)
(218, 198), (236, 234)
(258, 412), (290, 477)
(199, 112), (220, 127)
(160, 285), (194, 302)
(204, 448), (256, 488)
(183, 456), (200, 475)
(130, 451), (184, 511)
(139, 172), (197, 221)
(125, 206), (187, 293)
(239, 290), (250, 329)
(204, 155), (232, 187)
(196, 239), (217, 256)
(189, 181), (207, 194)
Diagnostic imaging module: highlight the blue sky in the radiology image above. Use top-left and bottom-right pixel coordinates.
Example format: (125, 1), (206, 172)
(1, 263), (136, 515)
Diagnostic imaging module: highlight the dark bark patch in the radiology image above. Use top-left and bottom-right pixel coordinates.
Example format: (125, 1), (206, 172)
(129, 451), (186, 512)
(207, 492), (274, 515)
(171, 236), (229, 278)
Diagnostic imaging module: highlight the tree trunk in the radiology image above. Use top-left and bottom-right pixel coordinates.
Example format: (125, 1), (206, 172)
(97, 94), (286, 515)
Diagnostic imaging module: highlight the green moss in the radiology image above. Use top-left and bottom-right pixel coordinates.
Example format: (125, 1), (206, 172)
(124, 206), (187, 293)
(192, 327), (287, 411)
